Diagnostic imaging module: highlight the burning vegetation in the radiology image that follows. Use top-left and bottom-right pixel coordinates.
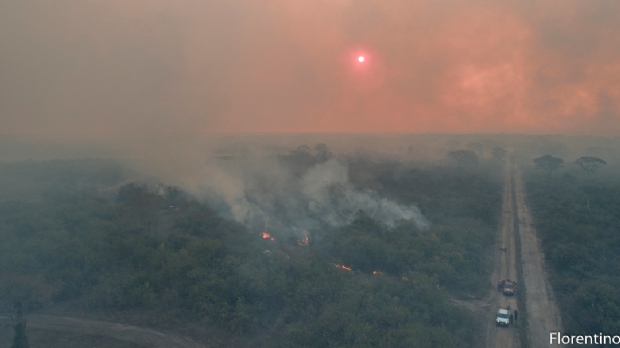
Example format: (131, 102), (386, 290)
(334, 264), (352, 271)
(261, 232), (275, 241)
(0, 144), (510, 347)
(258, 221), (275, 240)
(297, 233), (309, 246)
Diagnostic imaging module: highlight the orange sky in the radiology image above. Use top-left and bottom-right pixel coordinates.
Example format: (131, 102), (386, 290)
(1, 0), (619, 141)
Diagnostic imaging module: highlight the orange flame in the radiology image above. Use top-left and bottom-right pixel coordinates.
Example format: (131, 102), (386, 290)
(334, 264), (352, 271)
(297, 233), (309, 246)
(260, 221), (275, 240)
(373, 271), (384, 275)
(261, 232), (275, 241)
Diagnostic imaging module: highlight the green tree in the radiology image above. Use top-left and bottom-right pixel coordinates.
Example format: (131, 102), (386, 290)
(533, 154), (564, 176)
(467, 142), (484, 157)
(133, 192), (163, 235)
(293, 144), (311, 155)
(574, 156), (606, 175)
(314, 143), (332, 162)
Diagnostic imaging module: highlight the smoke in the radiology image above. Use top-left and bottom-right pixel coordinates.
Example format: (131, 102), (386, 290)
(194, 154), (429, 237)
(2, 0), (619, 141)
(302, 159), (428, 229)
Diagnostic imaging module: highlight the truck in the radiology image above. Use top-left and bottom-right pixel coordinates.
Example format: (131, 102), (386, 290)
(496, 307), (511, 327)
(497, 279), (517, 296)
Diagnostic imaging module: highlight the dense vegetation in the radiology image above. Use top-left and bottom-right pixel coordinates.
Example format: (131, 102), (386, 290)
(525, 171), (620, 342)
(0, 156), (501, 347)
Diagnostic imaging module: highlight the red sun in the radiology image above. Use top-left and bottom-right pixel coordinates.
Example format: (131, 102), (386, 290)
(358, 56), (365, 63)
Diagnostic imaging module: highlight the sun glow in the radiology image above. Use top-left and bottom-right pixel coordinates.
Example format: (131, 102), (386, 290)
(358, 56), (365, 63)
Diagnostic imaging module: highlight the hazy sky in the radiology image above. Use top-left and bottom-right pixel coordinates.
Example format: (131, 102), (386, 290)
(2, 0), (619, 141)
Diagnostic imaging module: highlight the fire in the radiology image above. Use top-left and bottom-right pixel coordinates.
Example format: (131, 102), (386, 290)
(261, 232), (275, 241)
(260, 221), (275, 240)
(373, 271), (384, 275)
(297, 233), (309, 246)
(335, 264), (352, 271)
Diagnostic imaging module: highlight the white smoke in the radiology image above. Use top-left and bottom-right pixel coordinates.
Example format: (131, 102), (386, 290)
(198, 156), (429, 234)
(302, 159), (429, 229)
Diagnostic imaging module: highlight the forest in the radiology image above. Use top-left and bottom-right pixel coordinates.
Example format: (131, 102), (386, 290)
(0, 147), (503, 347)
(525, 166), (620, 340)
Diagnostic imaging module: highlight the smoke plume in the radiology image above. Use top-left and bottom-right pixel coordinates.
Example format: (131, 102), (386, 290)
(195, 154), (429, 237)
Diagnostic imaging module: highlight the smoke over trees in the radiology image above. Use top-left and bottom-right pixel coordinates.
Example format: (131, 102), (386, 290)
(0, 142), (506, 346)
(199, 145), (429, 238)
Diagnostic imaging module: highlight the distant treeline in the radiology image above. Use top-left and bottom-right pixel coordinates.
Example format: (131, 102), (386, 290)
(0, 157), (502, 347)
(0, 159), (124, 201)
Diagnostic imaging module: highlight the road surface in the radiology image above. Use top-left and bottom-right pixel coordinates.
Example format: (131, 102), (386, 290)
(486, 162), (563, 348)
(485, 161), (520, 348)
(0, 314), (206, 348)
(514, 168), (563, 347)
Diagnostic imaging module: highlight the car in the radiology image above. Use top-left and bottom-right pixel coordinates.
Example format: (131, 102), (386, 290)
(497, 279), (517, 296)
(496, 307), (511, 327)
(502, 281), (516, 296)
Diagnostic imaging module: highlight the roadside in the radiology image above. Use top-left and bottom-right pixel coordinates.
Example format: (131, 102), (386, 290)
(514, 168), (563, 348)
(0, 314), (205, 348)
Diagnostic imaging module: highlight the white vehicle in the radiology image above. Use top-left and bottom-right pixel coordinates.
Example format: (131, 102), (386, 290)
(496, 307), (511, 327)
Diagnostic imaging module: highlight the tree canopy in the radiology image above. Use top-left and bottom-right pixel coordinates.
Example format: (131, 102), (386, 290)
(574, 156), (606, 175)
(492, 147), (507, 161)
(447, 150), (479, 167)
(0, 157), (503, 347)
(526, 173), (620, 337)
(533, 154), (564, 175)
(467, 142), (484, 157)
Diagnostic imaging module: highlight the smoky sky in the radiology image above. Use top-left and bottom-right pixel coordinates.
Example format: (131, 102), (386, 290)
(2, 0), (620, 142)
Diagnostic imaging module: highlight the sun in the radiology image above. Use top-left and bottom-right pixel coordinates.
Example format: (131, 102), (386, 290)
(358, 56), (365, 63)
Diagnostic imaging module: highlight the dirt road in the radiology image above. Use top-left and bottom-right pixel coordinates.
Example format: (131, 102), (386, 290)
(485, 162), (520, 348)
(514, 168), (563, 347)
(486, 162), (564, 348)
(0, 314), (206, 348)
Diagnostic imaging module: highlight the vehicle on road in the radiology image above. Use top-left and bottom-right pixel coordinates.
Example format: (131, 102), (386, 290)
(497, 279), (517, 296)
(496, 307), (511, 327)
